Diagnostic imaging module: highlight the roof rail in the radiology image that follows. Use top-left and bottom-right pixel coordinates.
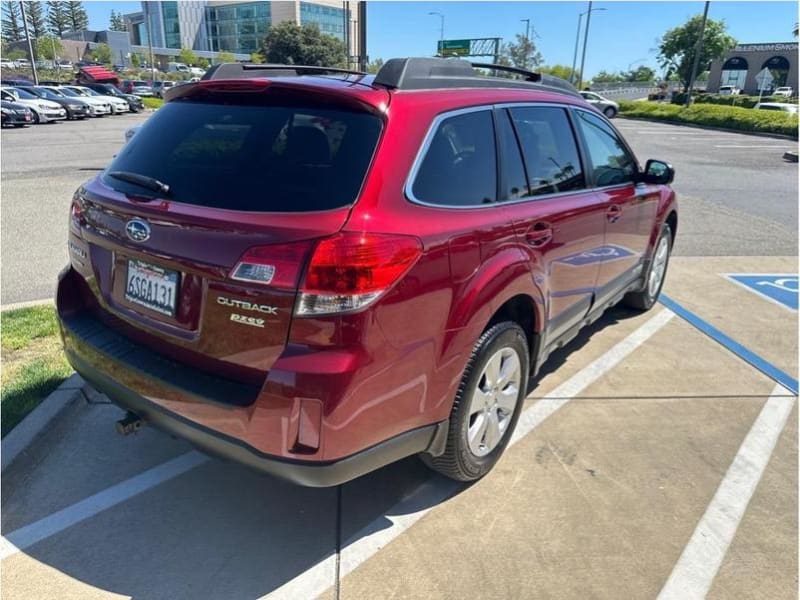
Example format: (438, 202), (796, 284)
(373, 57), (581, 98)
(202, 63), (367, 81)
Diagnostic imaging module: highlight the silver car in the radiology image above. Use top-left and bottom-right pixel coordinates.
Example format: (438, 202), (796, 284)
(580, 91), (619, 118)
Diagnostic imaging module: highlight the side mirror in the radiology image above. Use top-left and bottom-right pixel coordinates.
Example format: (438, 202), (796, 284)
(641, 159), (675, 185)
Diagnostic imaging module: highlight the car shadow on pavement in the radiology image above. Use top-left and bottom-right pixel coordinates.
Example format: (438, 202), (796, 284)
(5, 305), (642, 599)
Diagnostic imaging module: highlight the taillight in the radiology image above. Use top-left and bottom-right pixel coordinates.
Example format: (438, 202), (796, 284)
(231, 242), (312, 289)
(296, 232), (423, 316)
(70, 194), (85, 232)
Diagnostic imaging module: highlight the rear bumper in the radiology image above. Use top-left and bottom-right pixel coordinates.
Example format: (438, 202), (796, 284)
(66, 344), (440, 486)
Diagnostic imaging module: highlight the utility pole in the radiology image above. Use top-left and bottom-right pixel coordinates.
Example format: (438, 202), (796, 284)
(429, 12), (444, 56)
(19, 2), (39, 84)
(358, 1), (367, 71)
(577, 0), (592, 90)
(685, 0), (710, 106)
(521, 18), (531, 69)
(343, 1), (350, 68)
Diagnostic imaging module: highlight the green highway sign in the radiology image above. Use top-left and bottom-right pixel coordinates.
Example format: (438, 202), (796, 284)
(438, 39), (471, 56)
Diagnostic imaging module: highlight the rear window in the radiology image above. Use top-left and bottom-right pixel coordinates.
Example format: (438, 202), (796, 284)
(103, 100), (383, 212)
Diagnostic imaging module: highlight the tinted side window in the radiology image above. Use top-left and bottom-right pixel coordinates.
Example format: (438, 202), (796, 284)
(411, 110), (497, 206)
(575, 110), (638, 187)
(509, 106), (585, 196)
(497, 109), (529, 202)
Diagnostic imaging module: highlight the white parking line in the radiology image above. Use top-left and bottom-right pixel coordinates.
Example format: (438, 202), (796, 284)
(658, 383), (795, 599)
(267, 308), (676, 599)
(0, 451), (209, 560)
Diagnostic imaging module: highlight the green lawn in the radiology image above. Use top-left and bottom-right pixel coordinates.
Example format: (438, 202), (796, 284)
(1, 305), (72, 437)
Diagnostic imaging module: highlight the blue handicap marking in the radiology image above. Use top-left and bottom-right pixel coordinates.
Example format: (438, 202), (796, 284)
(727, 274), (798, 311)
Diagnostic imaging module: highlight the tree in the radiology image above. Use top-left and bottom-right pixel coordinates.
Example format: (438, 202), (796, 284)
(46, 1), (69, 36)
(196, 56), (209, 68)
(91, 43), (112, 64)
(591, 70), (626, 84)
(65, 1), (88, 32)
(2, 1), (24, 42)
(131, 52), (141, 67)
(500, 33), (543, 71)
(36, 35), (63, 60)
(109, 9), (127, 32)
(538, 64), (579, 82)
(658, 15), (736, 92)
(625, 65), (656, 82)
(366, 58), (384, 74)
(217, 51), (235, 63)
(250, 51), (265, 64)
(178, 47), (198, 66)
(260, 22), (346, 67)
(24, 1), (47, 39)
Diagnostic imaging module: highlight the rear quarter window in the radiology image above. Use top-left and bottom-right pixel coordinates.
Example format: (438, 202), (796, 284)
(103, 100), (383, 212)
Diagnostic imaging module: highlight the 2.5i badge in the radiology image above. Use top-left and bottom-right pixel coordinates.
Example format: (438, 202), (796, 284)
(230, 314), (265, 328)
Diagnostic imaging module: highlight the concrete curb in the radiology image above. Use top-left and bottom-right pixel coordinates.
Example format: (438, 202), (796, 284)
(0, 298), (54, 312)
(1, 373), (86, 471)
(618, 115), (798, 141)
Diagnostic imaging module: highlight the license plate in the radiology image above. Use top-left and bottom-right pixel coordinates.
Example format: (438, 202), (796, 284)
(125, 259), (179, 316)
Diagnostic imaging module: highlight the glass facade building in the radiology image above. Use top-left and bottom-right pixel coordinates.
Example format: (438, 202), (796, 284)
(162, 1), (181, 49)
(207, 2), (271, 54)
(299, 2), (347, 41)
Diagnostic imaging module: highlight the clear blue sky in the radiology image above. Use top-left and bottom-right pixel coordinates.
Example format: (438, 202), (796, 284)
(86, 1), (797, 78)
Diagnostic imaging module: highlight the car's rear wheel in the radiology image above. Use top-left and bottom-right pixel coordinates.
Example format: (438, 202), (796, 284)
(423, 322), (529, 482)
(604, 106), (617, 118)
(624, 222), (672, 310)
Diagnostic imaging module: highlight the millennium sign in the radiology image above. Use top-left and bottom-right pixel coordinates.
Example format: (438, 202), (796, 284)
(733, 42), (798, 52)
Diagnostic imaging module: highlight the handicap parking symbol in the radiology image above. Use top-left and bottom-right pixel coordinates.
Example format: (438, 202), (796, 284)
(726, 274), (798, 311)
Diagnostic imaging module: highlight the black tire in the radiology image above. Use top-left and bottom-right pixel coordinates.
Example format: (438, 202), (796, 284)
(604, 106), (617, 118)
(13, 124), (25, 128)
(624, 222), (672, 310)
(31, 110), (40, 124)
(423, 321), (529, 482)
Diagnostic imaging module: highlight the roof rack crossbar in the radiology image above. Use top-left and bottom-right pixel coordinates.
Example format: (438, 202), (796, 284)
(203, 62), (367, 81)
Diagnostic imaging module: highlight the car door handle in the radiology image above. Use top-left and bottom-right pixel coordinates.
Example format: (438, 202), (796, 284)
(525, 223), (552, 247)
(606, 205), (623, 223)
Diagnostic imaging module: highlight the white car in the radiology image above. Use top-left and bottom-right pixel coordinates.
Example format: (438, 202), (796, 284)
(718, 85), (741, 96)
(0, 58), (16, 69)
(0, 86), (66, 123)
(754, 102), (799, 114)
(65, 85), (129, 114)
(773, 86), (793, 98)
(53, 86), (112, 116)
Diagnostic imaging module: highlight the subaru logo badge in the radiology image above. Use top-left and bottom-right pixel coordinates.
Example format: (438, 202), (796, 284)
(125, 218), (150, 243)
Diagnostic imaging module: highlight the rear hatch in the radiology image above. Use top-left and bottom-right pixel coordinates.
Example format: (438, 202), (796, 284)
(71, 79), (387, 384)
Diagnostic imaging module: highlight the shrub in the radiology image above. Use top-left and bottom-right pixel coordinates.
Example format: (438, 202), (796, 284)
(618, 100), (798, 138)
(671, 92), (798, 109)
(142, 97), (164, 110)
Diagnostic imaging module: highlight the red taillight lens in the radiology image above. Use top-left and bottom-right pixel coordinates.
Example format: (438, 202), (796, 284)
(297, 232), (423, 315)
(231, 241), (312, 289)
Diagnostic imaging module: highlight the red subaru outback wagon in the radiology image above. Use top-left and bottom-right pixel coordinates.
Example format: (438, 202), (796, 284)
(58, 58), (676, 486)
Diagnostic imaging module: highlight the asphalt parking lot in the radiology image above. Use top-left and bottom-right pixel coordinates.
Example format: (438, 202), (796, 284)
(1, 114), (798, 599)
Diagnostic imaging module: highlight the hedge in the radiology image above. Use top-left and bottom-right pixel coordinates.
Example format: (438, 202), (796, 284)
(618, 100), (798, 138)
(671, 92), (799, 109)
(142, 97), (164, 110)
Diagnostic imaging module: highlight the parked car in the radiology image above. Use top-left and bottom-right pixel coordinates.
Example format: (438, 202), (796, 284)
(57, 58), (677, 486)
(0, 58), (16, 69)
(754, 102), (799, 114)
(151, 81), (177, 98)
(63, 85), (130, 114)
(18, 86), (91, 120)
(82, 83), (144, 112)
(50, 86), (112, 116)
(119, 80), (154, 96)
(718, 85), (741, 96)
(1, 99), (33, 127)
(579, 90), (619, 118)
(0, 86), (66, 123)
(772, 86), (793, 98)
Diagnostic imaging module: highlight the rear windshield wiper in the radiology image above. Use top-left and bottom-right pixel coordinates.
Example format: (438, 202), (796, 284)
(107, 171), (170, 196)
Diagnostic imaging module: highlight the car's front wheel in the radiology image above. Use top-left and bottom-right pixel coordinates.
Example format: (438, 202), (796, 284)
(624, 222), (672, 310)
(30, 110), (40, 124)
(423, 322), (529, 482)
(604, 106), (617, 118)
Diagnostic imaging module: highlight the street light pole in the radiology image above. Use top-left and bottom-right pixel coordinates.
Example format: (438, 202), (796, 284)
(685, 0), (710, 106)
(521, 18), (531, 69)
(577, 1), (594, 90)
(429, 12), (444, 56)
(570, 13), (583, 84)
(18, 1), (38, 84)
